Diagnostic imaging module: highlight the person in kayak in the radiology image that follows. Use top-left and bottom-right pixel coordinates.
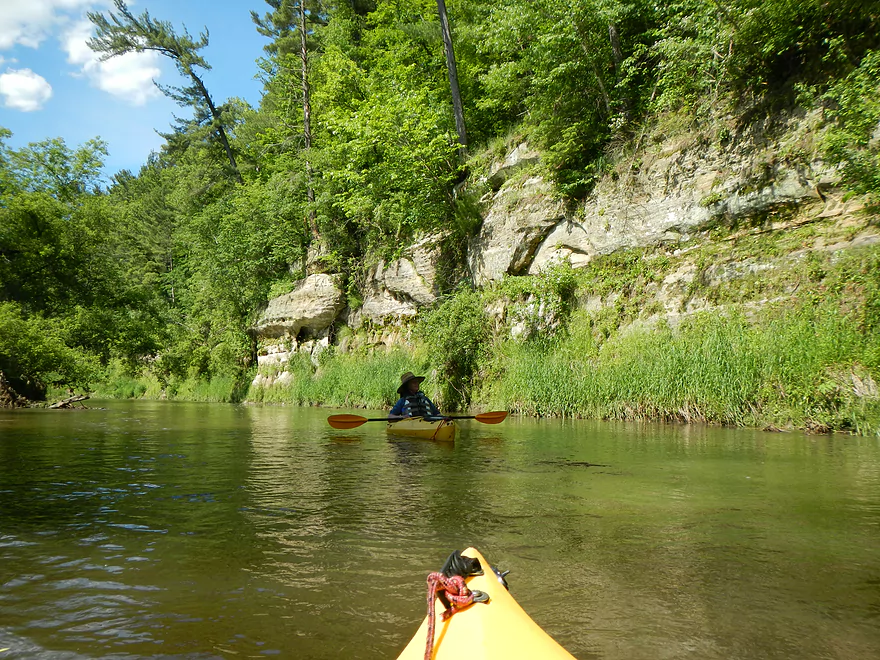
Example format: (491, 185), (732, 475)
(390, 372), (442, 419)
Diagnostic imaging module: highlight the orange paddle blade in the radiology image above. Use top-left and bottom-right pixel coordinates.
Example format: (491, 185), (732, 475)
(327, 414), (370, 429)
(473, 411), (509, 424)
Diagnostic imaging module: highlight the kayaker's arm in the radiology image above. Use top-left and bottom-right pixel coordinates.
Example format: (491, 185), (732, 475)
(390, 397), (407, 417)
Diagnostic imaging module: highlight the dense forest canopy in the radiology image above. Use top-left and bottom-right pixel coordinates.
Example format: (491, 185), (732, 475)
(2, 0), (879, 399)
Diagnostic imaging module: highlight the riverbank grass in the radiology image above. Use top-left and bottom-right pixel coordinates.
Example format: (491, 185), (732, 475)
(92, 363), (246, 403)
(478, 301), (880, 435)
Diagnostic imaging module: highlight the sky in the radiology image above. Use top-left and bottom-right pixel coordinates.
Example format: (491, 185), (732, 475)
(0, 0), (271, 177)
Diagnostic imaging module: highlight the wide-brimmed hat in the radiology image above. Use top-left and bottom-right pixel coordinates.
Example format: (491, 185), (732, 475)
(397, 371), (425, 395)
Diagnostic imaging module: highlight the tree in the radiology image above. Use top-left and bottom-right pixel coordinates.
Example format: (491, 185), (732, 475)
(253, 0), (327, 233)
(87, 0), (242, 183)
(436, 0), (468, 154)
(0, 136), (110, 312)
(0, 132), (167, 395)
(6, 136), (107, 203)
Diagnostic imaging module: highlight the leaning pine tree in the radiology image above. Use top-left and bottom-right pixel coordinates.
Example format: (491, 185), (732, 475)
(87, 0), (243, 183)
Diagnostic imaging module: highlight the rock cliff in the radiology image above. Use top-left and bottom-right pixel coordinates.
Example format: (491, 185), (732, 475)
(251, 110), (872, 371)
(473, 112), (863, 280)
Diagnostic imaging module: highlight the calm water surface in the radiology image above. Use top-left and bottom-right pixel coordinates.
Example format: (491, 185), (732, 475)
(1, 401), (879, 659)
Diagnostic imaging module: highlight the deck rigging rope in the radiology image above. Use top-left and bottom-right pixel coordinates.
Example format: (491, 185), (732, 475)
(429, 419), (447, 441)
(423, 572), (476, 660)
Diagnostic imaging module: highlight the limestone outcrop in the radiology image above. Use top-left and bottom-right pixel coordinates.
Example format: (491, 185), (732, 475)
(254, 335), (330, 370)
(527, 158), (839, 274)
(253, 274), (345, 339)
(486, 142), (540, 189)
(468, 175), (567, 284)
(251, 235), (446, 370)
(250, 112), (871, 373)
(353, 232), (445, 326)
(470, 115), (861, 280)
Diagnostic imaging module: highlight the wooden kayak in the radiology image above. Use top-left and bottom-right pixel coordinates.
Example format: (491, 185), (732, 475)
(397, 547), (575, 659)
(386, 417), (457, 442)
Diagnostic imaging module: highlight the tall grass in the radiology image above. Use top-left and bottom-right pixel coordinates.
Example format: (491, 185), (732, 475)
(90, 360), (149, 399)
(248, 349), (430, 409)
(477, 301), (880, 435)
(170, 376), (243, 403)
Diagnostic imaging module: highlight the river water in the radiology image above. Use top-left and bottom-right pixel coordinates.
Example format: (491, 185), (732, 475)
(0, 401), (878, 659)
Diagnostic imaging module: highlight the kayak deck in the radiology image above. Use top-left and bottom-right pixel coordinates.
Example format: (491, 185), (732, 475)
(386, 417), (457, 442)
(397, 547), (575, 659)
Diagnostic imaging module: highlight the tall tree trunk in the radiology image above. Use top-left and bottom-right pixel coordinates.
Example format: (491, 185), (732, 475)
(576, 38), (612, 117)
(299, 0), (317, 235)
(191, 69), (243, 184)
(608, 23), (624, 73)
(607, 22), (631, 120)
(436, 0), (467, 157)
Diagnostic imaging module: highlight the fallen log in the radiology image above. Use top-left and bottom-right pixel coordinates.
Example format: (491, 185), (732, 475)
(49, 394), (90, 409)
(0, 371), (29, 408)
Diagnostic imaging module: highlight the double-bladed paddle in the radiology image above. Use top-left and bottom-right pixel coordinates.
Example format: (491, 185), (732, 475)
(327, 411), (508, 430)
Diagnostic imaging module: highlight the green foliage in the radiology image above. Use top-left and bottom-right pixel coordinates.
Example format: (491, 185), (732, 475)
(6, 137), (108, 202)
(646, 2), (732, 112)
(311, 44), (461, 247)
(0, 302), (99, 398)
(728, 0), (880, 90)
(822, 48), (880, 203)
(471, 0), (652, 195)
(252, 0), (325, 61)
(0, 133), (165, 396)
(416, 288), (490, 410)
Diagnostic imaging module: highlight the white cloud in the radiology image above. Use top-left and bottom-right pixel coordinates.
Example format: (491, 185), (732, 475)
(62, 19), (161, 105)
(0, 2), (162, 106)
(0, 0), (96, 50)
(0, 68), (53, 111)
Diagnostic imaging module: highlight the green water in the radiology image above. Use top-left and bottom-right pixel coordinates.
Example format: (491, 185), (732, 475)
(1, 401), (878, 659)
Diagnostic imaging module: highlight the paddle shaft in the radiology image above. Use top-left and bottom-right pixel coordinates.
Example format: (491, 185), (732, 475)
(327, 411), (508, 429)
(332, 416), (464, 423)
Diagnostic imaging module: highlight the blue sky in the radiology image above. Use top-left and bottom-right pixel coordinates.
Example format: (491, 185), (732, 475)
(0, 0), (271, 177)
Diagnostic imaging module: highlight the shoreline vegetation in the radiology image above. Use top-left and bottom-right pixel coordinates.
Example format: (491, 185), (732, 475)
(95, 233), (880, 437)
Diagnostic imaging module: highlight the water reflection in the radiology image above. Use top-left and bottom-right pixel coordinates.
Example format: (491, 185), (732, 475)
(1, 402), (879, 659)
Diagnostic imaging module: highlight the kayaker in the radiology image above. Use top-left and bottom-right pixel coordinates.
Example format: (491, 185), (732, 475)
(390, 372), (442, 419)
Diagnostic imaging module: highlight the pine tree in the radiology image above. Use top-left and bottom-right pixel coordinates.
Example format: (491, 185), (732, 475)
(87, 0), (243, 183)
(253, 1), (326, 233)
